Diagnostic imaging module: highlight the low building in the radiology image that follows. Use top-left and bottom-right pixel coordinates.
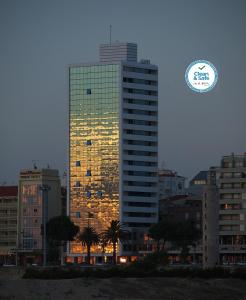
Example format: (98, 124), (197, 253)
(160, 195), (202, 228)
(187, 171), (208, 196)
(17, 168), (61, 266)
(0, 186), (18, 265)
(159, 169), (186, 199)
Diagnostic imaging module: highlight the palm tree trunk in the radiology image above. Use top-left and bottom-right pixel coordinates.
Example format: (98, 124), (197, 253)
(87, 244), (91, 265)
(113, 242), (117, 265)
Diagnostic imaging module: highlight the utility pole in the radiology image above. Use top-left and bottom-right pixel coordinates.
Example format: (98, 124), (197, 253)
(39, 184), (50, 267)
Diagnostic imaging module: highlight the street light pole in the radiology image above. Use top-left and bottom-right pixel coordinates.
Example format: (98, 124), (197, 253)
(39, 184), (50, 267)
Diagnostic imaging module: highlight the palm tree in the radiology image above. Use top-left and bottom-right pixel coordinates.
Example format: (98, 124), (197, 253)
(99, 234), (108, 264)
(46, 215), (79, 265)
(78, 226), (99, 264)
(102, 220), (129, 265)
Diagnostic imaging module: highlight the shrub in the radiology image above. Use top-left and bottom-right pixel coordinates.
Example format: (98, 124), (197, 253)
(23, 265), (246, 280)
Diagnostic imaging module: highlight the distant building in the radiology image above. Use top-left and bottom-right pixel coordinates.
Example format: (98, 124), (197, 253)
(217, 153), (246, 264)
(68, 42), (159, 263)
(160, 195), (202, 228)
(0, 186), (18, 265)
(159, 169), (186, 199)
(17, 168), (61, 265)
(187, 171), (208, 196)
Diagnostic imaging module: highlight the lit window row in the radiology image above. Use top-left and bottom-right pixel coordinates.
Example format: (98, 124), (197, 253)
(73, 188), (103, 198)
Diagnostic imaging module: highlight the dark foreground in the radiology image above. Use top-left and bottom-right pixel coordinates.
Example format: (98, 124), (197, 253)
(1, 276), (246, 300)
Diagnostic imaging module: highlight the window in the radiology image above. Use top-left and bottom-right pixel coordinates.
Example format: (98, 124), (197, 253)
(86, 89), (91, 95)
(124, 98), (157, 106)
(235, 161), (243, 167)
(75, 212), (81, 218)
(221, 183), (232, 189)
(27, 197), (34, 205)
(97, 191), (103, 197)
(86, 191), (91, 198)
(124, 201), (155, 207)
(75, 181), (81, 187)
(220, 214), (239, 221)
(86, 170), (91, 176)
(221, 193), (232, 199)
(75, 161), (81, 167)
(222, 172), (232, 178)
(194, 180), (206, 185)
(123, 66), (157, 75)
(220, 203), (241, 210)
(86, 140), (92, 146)
(220, 225), (240, 231)
(124, 212), (155, 218)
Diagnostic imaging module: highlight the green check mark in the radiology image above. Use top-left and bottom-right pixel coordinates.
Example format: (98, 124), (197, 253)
(199, 65), (205, 70)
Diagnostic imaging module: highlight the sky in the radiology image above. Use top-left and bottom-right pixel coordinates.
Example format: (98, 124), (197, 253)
(0, 0), (246, 184)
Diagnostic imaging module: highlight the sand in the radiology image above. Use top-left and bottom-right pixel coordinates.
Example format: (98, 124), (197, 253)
(0, 268), (246, 299)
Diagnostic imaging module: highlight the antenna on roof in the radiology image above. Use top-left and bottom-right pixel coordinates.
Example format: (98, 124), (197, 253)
(32, 160), (39, 170)
(109, 24), (112, 44)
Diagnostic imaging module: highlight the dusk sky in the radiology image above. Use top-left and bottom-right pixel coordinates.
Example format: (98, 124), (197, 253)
(1, 0), (246, 184)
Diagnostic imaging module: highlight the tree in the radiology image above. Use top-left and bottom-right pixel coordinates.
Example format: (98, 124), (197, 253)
(99, 234), (108, 264)
(149, 219), (201, 263)
(170, 220), (201, 263)
(148, 220), (174, 252)
(102, 220), (129, 265)
(78, 226), (99, 264)
(46, 215), (79, 265)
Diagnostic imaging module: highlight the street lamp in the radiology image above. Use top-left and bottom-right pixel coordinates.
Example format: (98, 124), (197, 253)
(39, 184), (50, 267)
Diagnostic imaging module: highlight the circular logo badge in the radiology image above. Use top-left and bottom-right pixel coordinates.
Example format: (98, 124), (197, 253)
(185, 60), (218, 93)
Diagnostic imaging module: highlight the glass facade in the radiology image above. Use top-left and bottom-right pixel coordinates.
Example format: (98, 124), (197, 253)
(21, 184), (42, 249)
(69, 64), (120, 254)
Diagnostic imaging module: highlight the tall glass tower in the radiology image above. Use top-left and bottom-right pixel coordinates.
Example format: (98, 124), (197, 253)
(68, 42), (158, 262)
